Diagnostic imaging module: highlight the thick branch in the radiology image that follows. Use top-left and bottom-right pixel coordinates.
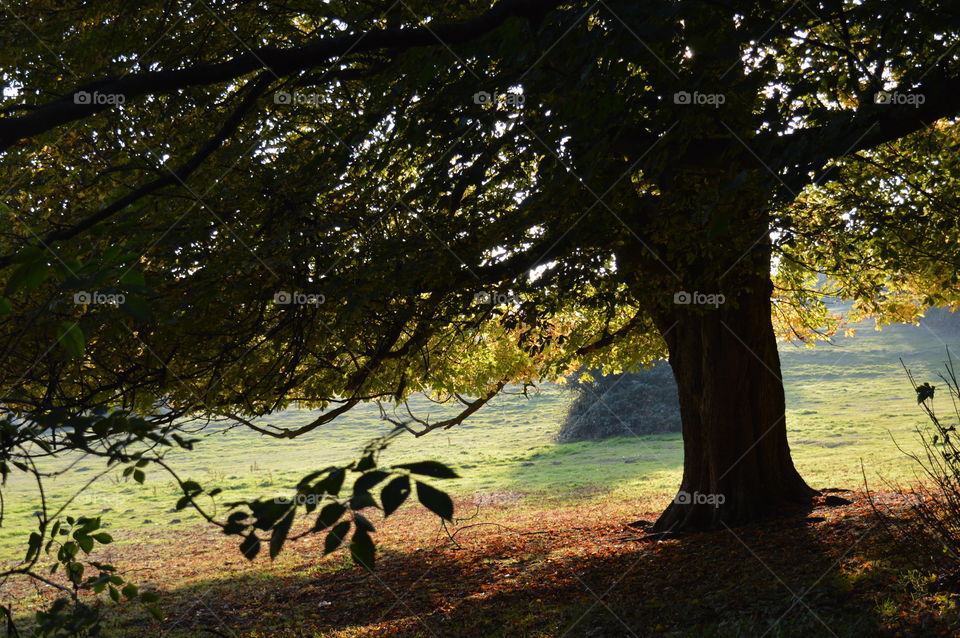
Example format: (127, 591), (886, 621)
(780, 73), (960, 189)
(0, 0), (562, 152)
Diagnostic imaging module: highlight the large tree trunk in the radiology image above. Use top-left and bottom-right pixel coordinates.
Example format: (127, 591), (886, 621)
(650, 255), (816, 534)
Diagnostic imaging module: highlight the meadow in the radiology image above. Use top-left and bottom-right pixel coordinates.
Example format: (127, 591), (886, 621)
(1, 310), (957, 561)
(4, 312), (960, 637)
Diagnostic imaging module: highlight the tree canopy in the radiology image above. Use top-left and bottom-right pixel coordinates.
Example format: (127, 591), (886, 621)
(2, 0), (960, 629)
(0, 2), (955, 407)
(0, 1), (957, 422)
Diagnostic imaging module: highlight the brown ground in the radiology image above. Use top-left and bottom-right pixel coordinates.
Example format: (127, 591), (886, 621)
(4, 489), (960, 637)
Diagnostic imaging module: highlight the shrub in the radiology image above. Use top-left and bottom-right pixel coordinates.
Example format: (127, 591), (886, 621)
(556, 361), (682, 442)
(869, 353), (960, 570)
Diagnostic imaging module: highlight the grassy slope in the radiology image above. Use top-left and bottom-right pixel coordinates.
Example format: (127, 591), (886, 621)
(1, 314), (958, 561)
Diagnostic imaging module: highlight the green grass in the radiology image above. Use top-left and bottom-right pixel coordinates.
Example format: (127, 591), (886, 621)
(1, 313), (958, 560)
(780, 315), (957, 491)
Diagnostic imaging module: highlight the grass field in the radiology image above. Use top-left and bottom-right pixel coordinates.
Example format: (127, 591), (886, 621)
(1, 309), (958, 561)
(4, 311), (960, 636)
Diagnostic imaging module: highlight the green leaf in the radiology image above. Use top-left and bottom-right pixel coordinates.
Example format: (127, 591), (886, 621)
(78, 535), (95, 554)
(180, 480), (202, 493)
(75, 516), (100, 534)
(146, 605), (163, 620)
(0, 297), (11, 314)
(416, 481), (454, 521)
(239, 533), (261, 560)
(5, 259), (48, 295)
(349, 528), (375, 569)
(121, 294), (152, 322)
(133, 469), (145, 484)
(251, 499), (289, 530)
(10, 244), (42, 263)
(171, 433), (195, 450)
(109, 586), (120, 603)
(57, 322), (85, 358)
(121, 583), (138, 599)
(313, 502), (346, 531)
(269, 508), (296, 560)
(380, 475), (410, 517)
(25, 532), (42, 562)
(394, 461), (459, 479)
(296, 467), (336, 490)
(119, 269), (146, 288)
(60, 541), (77, 560)
(319, 468), (346, 495)
(92, 533), (113, 544)
(355, 453), (376, 472)
(55, 257), (82, 279)
(353, 512), (375, 533)
(68, 562), (84, 584)
(349, 490), (378, 511)
(324, 521), (351, 554)
(353, 470), (389, 493)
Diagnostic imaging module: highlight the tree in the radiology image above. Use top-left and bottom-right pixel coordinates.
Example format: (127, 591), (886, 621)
(1, 1), (959, 566)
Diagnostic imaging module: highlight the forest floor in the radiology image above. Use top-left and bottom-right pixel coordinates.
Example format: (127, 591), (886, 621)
(7, 487), (960, 637)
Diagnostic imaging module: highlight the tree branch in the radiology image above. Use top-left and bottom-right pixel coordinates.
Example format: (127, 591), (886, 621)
(0, 0), (562, 152)
(0, 72), (274, 269)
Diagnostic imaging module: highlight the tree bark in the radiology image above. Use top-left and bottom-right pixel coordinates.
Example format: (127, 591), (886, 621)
(650, 256), (815, 534)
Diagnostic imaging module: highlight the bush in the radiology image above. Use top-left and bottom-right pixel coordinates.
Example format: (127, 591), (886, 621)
(870, 353), (960, 570)
(556, 361), (682, 442)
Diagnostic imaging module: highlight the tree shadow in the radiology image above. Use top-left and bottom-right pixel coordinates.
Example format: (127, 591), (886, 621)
(114, 493), (911, 637)
(494, 433), (684, 496)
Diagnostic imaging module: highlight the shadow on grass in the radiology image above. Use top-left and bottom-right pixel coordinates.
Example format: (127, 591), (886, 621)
(114, 508), (894, 638)
(494, 434), (684, 495)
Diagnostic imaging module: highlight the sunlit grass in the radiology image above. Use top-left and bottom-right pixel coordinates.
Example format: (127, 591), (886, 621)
(1, 315), (957, 561)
